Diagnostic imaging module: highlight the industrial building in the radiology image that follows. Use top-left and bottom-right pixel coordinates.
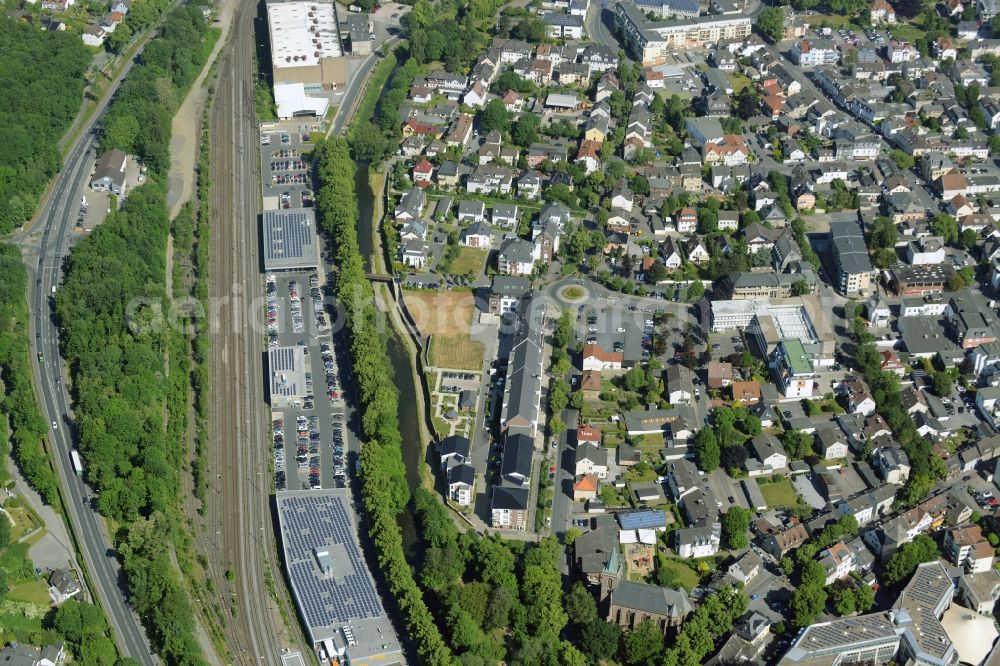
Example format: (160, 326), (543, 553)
(266, 0), (347, 88)
(261, 208), (322, 272)
(268, 345), (309, 408)
(276, 490), (403, 665)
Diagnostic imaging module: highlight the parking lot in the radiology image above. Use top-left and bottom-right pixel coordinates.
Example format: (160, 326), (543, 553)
(260, 126), (319, 212)
(267, 272), (351, 492)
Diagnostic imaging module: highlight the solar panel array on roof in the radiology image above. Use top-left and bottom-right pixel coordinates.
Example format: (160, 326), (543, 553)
(279, 493), (384, 632)
(262, 209), (320, 271)
(617, 510), (667, 530)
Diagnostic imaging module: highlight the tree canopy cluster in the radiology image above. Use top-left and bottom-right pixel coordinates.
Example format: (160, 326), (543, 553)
(0, 21), (91, 233)
(314, 138), (452, 664)
(55, 183), (205, 664)
(100, 4), (212, 175)
(402, 0), (491, 72)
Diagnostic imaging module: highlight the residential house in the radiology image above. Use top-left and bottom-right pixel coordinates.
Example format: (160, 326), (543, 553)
(944, 524), (994, 572)
(874, 447), (911, 484)
(573, 474), (600, 502)
(496, 238), (535, 276)
(448, 464), (475, 506)
(816, 427), (849, 460)
(47, 569), (80, 604)
(727, 551), (763, 585)
(675, 523), (722, 559)
(394, 187), (425, 222)
(666, 365), (695, 405)
(457, 199), (487, 224)
(748, 434), (788, 475)
(91, 149), (128, 196)
(575, 443), (609, 479)
(760, 521), (809, 559)
(707, 361), (734, 389)
(839, 376), (877, 416)
(491, 486), (529, 530)
(461, 221), (492, 248)
(583, 343), (623, 371)
(957, 570), (1000, 614)
(817, 541), (856, 584)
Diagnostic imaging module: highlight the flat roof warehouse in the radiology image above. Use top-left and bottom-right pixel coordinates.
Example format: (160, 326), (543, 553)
(262, 209), (322, 272)
(276, 490), (404, 665)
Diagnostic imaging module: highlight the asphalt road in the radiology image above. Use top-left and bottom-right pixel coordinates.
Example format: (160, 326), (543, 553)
(17, 16), (178, 662)
(29, 142), (157, 664)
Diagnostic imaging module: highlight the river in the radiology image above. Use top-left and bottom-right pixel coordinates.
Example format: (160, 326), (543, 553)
(353, 159), (423, 554)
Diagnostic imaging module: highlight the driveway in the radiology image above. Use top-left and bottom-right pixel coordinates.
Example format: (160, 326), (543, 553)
(793, 474), (827, 510)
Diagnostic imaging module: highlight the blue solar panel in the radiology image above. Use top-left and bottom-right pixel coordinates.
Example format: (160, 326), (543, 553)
(279, 493), (384, 631)
(617, 510), (667, 530)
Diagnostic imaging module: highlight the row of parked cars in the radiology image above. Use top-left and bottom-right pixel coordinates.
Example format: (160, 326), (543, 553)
(321, 341), (343, 404)
(309, 273), (328, 332)
(273, 418), (288, 490)
(288, 279), (305, 334)
(266, 274), (280, 347)
(331, 414), (346, 488)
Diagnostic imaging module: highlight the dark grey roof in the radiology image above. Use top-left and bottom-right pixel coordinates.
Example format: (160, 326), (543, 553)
(830, 220), (873, 275)
(491, 276), (531, 297)
(448, 463), (475, 487)
(611, 580), (692, 618)
(492, 485), (529, 510)
(502, 327), (542, 431)
(441, 435), (471, 459)
(501, 432), (533, 483)
(575, 443), (608, 468)
(498, 237), (535, 263)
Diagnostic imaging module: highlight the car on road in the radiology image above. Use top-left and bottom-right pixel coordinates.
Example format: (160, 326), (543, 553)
(751, 594), (759, 601)
(51, 421), (57, 429)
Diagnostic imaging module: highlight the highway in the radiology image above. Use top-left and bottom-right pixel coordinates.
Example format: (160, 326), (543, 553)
(16, 12), (185, 663)
(27, 109), (157, 666)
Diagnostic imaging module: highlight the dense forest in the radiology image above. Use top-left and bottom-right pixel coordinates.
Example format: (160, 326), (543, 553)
(0, 21), (90, 234)
(53, 3), (216, 662)
(100, 3), (212, 175)
(56, 183), (204, 664)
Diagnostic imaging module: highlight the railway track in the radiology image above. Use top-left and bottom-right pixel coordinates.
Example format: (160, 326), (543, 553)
(199, 0), (301, 662)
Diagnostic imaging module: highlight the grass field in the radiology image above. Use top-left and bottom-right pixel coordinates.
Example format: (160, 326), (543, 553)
(657, 558), (701, 590)
(430, 334), (484, 370)
(3, 506), (39, 542)
(6, 580), (50, 605)
(405, 290), (474, 336)
(729, 73), (752, 93)
(450, 248), (487, 276)
(759, 477), (799, 509)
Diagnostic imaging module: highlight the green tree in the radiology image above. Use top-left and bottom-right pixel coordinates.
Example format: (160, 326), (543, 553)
(721, 506), (751, 550)
(579, 620), (621, 662)
(756, 6), (785, 42)
(889, 149), (915, 171)
(882, 534), (940, 586)
(790, 584), (827, 628)
(565, 582), (598, 626)
(686, 281), (705, 301)
(624, 620), (664, 666)
(931, 213), (959, 244)
(480, 99), (511, 134)
(694, 428), (720, 472)
(348, 122), (389, 162)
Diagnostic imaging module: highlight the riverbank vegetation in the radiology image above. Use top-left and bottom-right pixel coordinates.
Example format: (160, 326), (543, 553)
(0, 22), (90, 234)
(314, 137), (452, 664)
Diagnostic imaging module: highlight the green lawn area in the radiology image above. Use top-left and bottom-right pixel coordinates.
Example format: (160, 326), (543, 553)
(759, 477), (800, 509)
(635, 434), (666, 451)
(450, 248), (488, 276)
(6, 580), (50, 605)
(888, 23), (926, 42)
(729, 73), (752, 94)
(3, 505), (40, 542)
(657, 558), (701, 590)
